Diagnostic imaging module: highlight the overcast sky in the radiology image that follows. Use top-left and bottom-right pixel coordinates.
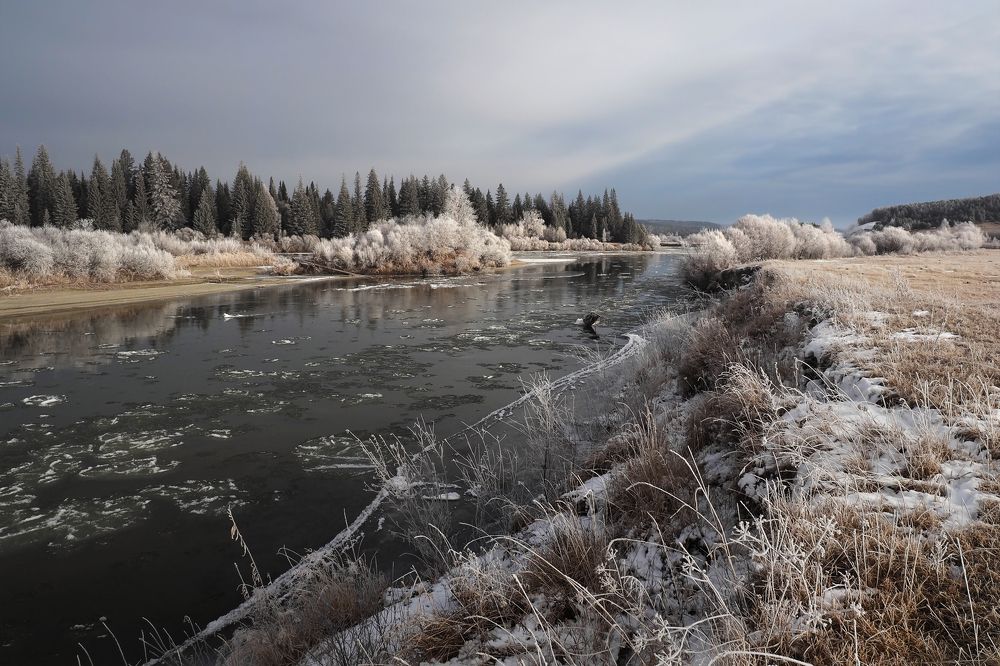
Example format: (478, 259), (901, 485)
(1, 1), (998, 225)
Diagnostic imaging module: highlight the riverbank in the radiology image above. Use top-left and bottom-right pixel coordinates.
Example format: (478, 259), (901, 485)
(0, 266), (298, 325)
(204, 251), (998, 665)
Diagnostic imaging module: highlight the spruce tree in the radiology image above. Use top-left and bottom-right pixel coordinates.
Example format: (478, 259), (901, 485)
(148, 155), (181, 230)
(386, 177), (398, 218)
(252, 180), (280, 238)
(28, 145), (56, 226)
(109, 158), (129, 231)
(51, 172), (77, 227)
(364, 168), (385, 223)
(352, 172), (364, 233)
(399, 177), (421, 217)
(333, 177), (353, 237)
(288, 180), (318, 236)
(214, 181), (232, 234)
(132, 173), (149, 230)
(494, 184), (511, 227)
(88, 156), (120, 230)
(193, 187), (217, 236)
(0, 158), (12, 222)
(231, 163), (254, 239)
(12, 147), (30, 226)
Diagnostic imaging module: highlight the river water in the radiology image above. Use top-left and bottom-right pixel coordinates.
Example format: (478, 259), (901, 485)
(0, 251), (686, 664)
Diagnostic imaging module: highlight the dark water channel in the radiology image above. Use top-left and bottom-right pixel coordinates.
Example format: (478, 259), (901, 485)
(0, 251), (685, 664)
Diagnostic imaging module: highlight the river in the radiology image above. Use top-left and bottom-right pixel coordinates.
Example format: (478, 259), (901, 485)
(0, 251), (686, 664)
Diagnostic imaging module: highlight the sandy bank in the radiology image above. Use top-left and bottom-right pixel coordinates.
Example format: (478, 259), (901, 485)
(0, 267), (304, 325)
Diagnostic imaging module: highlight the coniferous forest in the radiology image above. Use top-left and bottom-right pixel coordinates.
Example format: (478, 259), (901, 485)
(0, 145), (648, 245)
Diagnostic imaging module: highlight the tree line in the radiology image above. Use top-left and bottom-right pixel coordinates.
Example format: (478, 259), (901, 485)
(0, 145), (644, 244)
(858, 192), (1000, 230)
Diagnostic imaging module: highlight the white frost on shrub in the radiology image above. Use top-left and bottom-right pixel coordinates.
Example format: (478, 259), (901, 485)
(0, 222), (179, 283)
(297, 214), (512, 275)
(682, 215), (986, 287)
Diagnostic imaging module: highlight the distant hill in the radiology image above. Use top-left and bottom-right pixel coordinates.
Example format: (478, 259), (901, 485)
(858, 193), (1000, 233)
(637, 219), (723, 236)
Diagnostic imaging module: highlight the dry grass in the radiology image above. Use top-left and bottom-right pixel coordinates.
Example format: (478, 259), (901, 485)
(221, 558), (389, 666)
(175, 250), (274, 268)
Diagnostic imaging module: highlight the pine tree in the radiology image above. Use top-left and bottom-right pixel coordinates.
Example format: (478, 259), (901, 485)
(333, 176), (353, 237)
(252, 180), (280, 238)
(0, 158), (12, 222)
(320, 188), (336, 237)
(214, 181), (231, 235)
(352, 172), (364, 233)
(364, 168), (385, 223)
(550, 192), (568, 235)
(12, 147), (30, 226)
(231, 163), (254, 239)
(288, 180), (318, 236)
(512, 193), (523, 221)
(387, 177), (398, 218)
(109, 158), (128, 231)
(418, 175), (432, 213)
(486, 190), (495, 226)
(470, 187), (488, 226)
(124, 200), (138, 232)
(51, 172), (77, 227)
(399, 177), (421, 217)
(132, 172), (150, 230)
(430, 174), (448, 216)
(494, 183), (511, 227)
(193, 187), (217, 236)
(28, 145), (56, 226)
(88, 155), (120, 230)
(148, 155), (182, 230)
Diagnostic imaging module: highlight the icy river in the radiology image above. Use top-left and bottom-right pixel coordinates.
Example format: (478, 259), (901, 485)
(0, 251), (686, 664)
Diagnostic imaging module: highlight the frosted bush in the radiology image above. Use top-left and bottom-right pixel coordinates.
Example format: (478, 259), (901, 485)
(298, 214), (512, 275)
(543, 226), (568, 243)
(732, 214), (797, 261)
(870, 226), (915, 254)
(0, 223), (55, 279)
(680, 230), (738, 288)
(0, 222), (177, 284)
(681, 213), (986, 287)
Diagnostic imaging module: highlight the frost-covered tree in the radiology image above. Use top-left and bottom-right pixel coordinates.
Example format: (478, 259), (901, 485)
(443, 185), (477, 226)
(252, 179), (280, 238)
(364, 168), (385, 223)
(193, 187), (217, 236)
(132, 171), (150, 230)
(333, 176), (353, 237)
(148, 155), (182, 230)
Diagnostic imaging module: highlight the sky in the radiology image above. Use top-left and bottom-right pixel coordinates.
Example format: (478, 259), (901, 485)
(1, 0), (998, 226)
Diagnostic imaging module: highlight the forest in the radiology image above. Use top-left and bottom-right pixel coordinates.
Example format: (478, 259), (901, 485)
(858, 191), (1000, 229)
(0, 145), (648, 245)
